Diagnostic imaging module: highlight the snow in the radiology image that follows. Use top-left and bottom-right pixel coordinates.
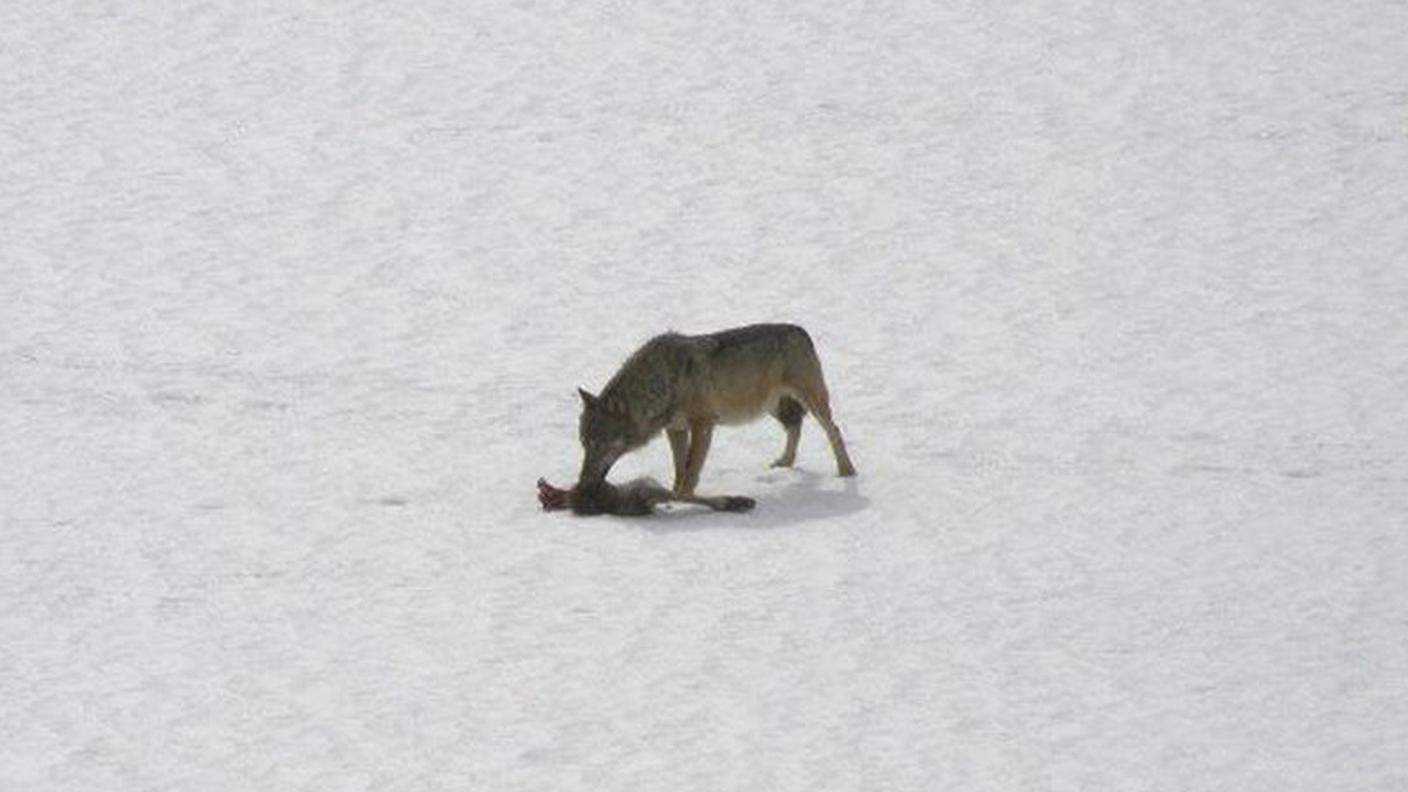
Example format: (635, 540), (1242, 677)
(3, 1), (1407, 789)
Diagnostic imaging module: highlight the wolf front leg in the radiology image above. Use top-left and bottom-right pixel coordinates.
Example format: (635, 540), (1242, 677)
(667, 428), (690, 494)
(677, 419), (714, 496)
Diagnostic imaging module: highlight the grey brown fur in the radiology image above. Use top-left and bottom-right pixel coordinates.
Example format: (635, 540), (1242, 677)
(538, 477), (755, 517)
(576, 323), (856, 496)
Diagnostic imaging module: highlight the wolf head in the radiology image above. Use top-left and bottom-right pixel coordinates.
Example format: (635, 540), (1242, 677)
(577, 388), (631, 485)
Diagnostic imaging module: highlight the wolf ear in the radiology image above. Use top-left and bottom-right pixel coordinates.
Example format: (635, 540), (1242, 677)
(578, 387), (598, 408)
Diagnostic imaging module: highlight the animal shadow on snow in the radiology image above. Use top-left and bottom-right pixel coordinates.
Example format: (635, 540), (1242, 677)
(647, 468), (868, 532)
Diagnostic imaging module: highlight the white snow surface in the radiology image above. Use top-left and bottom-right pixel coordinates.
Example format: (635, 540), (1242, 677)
(4, 1), (1407, 789)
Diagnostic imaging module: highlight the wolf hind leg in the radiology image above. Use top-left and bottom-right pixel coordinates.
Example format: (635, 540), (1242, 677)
(790, 384), (857, 478)
(769, 396), (805, 468)
(780, 336), (856, 477)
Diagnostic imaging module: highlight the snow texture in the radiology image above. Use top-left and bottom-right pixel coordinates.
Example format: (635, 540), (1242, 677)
(3, 1), (1407, 789)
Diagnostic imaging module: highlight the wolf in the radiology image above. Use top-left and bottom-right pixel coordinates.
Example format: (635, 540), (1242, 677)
(575, 323), (856, 496)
